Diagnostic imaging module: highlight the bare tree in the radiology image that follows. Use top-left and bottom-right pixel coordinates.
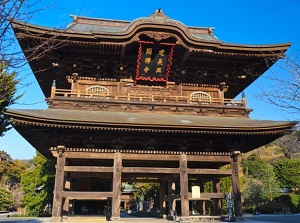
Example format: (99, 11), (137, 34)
(1, 0), (61, 69)
(274, 131), (300, 159)
(256, 51), (300, 116)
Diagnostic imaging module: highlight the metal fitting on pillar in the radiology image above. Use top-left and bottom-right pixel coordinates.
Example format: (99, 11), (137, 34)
(57, 146), (65, 157)
(230, 151), (241, 162)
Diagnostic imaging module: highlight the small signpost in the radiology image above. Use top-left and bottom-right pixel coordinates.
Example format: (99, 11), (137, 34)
(226, 193), (235, 222)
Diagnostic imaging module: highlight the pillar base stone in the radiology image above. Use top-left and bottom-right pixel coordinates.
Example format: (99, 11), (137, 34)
(50, 217), (62, 222)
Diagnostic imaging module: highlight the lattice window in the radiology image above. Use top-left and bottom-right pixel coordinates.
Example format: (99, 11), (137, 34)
(86, 85), (109, 98)
(190, 91), (211, 104)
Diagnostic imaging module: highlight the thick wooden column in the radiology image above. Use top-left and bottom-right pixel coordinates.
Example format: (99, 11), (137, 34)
(52, 146), (66, 220)
(197, 180), (205, 215)
(159, 180), (166, 217)
(231, 151), (243, 217)
(62, 178), (71, 216)
(168, 178), (176, 215)
(180, 154), (189, 217)
(111, 152), (122, 221)
(213, 179), (221, 215)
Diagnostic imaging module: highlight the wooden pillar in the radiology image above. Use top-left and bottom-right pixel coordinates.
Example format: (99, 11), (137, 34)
(231, 151), (243, 217)
(198, 180), (205, 215)
(111, 152), (122, 221)
(180, 154), (189, 217)
(213, 178), (221, 215)
(52, 146), (66, 220)
(159, 180), (166, 217)
(62, 178), (71, 216)
(168, 178), (176, 215)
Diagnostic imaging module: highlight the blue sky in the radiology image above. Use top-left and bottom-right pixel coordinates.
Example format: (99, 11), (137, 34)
(1, 0), (300, 159)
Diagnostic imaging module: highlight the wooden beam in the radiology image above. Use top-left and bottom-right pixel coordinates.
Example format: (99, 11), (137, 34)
(68, 172), (112, 178)
(122, 153), (179, 161)
(166, 192), (226, 200)
(119, 167), (230, 175)
(61, 191), (113, 200)
(122, 167), (179, 174)
(187, 155), (231, 162)
(122, 178), (160, 183)
(64, 166), (113, 173)
(65, 152), (114, 159)
(198, 193), (226, 199)
(122, 173), (170, 178)
(188, 169), (231, 175)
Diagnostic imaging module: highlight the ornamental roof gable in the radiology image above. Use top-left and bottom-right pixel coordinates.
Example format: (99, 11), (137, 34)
(67, 9), (220, 42)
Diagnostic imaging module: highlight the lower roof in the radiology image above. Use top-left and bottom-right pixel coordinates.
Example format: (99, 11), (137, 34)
(5, 108), (297, 158)
(6, 108), (297, 132)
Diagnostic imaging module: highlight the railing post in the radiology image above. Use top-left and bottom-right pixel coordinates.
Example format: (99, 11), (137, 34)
(51, 80), (56, 98)
(242, 92), (246, 107)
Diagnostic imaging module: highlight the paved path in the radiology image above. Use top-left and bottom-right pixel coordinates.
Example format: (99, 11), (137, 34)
(1, 214), (300, 223)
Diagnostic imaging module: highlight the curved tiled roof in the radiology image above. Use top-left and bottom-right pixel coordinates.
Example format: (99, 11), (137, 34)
(5, 108), (297, 158)
(67, 10), (220, 42)
(10, 10), (291, 100)
(6, 108), (297, 132)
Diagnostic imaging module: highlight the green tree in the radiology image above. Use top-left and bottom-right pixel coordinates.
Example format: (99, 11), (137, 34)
(241, 154), (267, 178)
(242, 176), (263, 206)
(274, 158), (300, 190)
(0, 150), (14, 185)
(0, 150), (26, 186)
(259, 164), (280, 201)
(132, 182), (159, 211)
(220, 165), (232, 193)
(0, 187), (13, 210)
(21, 151), (55, 215)
(241, 154), (281, 203)
(0, 64), (21, 136)
(0, 150), (27, 210)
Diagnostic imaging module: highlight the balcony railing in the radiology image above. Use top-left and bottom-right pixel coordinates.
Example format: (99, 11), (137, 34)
(50, 88), (246, 107)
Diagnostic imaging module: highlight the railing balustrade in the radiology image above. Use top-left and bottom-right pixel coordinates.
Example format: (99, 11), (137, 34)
(51, 88), (245, 107)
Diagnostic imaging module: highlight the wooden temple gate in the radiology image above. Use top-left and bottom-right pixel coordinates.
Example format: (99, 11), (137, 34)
(7, 9), (297, 223)
(51, 147), (242, 221)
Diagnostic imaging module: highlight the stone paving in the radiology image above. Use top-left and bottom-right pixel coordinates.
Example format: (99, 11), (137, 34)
(1, 214), (300, 223)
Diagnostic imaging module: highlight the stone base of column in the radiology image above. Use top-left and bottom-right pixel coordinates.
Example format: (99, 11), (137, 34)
(159, 213), (167, 218)
(50, 217), (62, 222)
(110, 216), (123, 222)
(234, 216), (245, 222)
(178, 216), (190, 223)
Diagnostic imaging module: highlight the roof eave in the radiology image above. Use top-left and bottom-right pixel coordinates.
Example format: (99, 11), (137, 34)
(11, 20), (291, 54)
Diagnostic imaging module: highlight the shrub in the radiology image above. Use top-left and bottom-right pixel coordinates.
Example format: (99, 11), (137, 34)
(276, 194), (300, 213)
(259, 201), (287, 214)
(242, 205), (256, 214)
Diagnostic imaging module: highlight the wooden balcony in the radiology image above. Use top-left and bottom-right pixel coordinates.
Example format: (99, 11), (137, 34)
(51, 88), (245, 106)
(47, 86), (251, 117)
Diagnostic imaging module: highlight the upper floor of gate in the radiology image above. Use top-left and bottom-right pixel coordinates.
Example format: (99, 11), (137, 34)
(11, 9), (290, 117)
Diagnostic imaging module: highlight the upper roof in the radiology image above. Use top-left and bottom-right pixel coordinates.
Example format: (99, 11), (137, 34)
(66, 10), (220, 42)
(11, 9), (291, 98)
